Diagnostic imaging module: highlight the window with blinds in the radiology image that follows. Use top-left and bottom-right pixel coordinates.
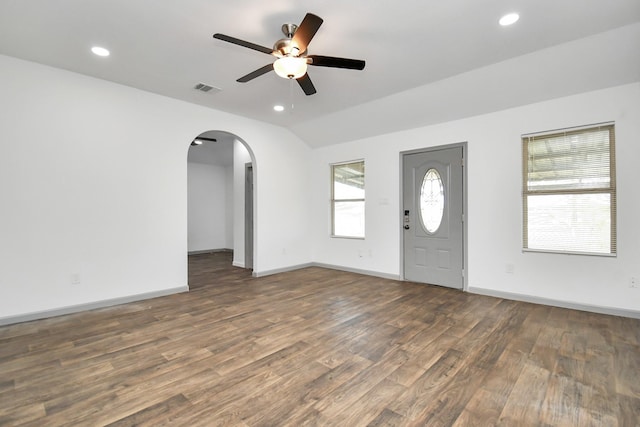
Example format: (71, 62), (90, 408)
(522, 123), (616, 256)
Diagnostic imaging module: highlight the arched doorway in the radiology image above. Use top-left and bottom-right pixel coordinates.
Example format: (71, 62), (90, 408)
(186, 130), (256, 287)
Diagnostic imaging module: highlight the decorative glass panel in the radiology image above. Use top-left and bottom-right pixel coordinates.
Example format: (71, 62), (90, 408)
(420, 168), (444, 233)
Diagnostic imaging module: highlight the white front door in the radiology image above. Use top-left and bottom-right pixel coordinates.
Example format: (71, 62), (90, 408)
(403, 147), (464, 289)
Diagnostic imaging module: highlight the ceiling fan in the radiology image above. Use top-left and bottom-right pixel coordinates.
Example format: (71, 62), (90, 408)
(213, 13), (365, 96)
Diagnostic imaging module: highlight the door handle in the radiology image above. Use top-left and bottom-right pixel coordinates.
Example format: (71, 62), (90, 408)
(404, 224), (410, 230)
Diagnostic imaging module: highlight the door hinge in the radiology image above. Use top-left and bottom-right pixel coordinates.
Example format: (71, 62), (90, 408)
(461, 157), (465, 167)
(462, 269), (465, 278)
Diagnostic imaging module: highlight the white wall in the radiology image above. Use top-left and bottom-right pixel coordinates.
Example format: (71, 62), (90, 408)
(2, 51), (636, 323)
(0, 54), (312, 322)
(187, 162), (231, 252)
(310, 83), (640, 314)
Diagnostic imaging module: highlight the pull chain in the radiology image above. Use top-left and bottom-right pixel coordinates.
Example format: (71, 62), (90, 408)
(289, 78), (295, 112)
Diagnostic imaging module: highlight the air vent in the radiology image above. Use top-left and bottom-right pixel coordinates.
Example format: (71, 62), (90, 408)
(193, 82), (221, 93)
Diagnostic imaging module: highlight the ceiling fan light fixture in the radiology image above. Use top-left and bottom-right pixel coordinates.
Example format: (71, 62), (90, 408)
(273, 56), (307, 79)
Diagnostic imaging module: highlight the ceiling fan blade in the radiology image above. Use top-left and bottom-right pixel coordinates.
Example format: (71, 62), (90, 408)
(291, 13), (323, 52)
(213, 33), (274, 55)
(296, 73), (317, 96)
(237, 64), (274, 83)
(308, 55), (365, 70)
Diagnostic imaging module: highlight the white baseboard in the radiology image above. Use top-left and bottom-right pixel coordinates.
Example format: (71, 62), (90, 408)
(252, 263), (313, 277)
(467, 286), (640, 319)
(311, 263), (401, 281)
(10, 270), (634, 327)
(188, 248), (232, 255)
(252, 262), (400, 281)
(0, 285), (189, 326)
(252, 261), (639, 319)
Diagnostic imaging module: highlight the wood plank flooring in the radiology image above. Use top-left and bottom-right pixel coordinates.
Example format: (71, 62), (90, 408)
(1, 252), (639, 426)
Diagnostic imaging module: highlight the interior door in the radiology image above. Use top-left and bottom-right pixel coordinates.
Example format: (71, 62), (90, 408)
(403, 147), (464, 289)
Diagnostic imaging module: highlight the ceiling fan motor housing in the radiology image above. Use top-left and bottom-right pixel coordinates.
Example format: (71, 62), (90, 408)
(274, 24), (305, 57)
(273, 38), (303, 56)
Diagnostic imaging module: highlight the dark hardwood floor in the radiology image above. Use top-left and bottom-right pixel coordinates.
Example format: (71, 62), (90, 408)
(1, 252), (639, 426)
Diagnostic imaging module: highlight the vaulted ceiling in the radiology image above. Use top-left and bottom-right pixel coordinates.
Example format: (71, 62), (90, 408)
(1, 0), (639, 147)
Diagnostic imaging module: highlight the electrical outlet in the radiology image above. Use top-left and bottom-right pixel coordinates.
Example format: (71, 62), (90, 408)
(71, 273), (81, 285)
(631, 277), (638, 288)
(506, 264), (515, 274)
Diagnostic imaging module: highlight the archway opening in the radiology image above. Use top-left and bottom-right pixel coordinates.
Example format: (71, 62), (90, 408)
(186, 130), (256, 289)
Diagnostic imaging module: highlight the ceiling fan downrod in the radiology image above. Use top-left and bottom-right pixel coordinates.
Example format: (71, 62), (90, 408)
(281, 23), (298, 38)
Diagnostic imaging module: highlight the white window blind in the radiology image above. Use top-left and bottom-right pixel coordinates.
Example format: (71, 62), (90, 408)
(522, 123), (616, 255)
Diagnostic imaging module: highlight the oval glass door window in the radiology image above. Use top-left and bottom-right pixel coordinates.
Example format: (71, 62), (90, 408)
(420, 168), (445, 233)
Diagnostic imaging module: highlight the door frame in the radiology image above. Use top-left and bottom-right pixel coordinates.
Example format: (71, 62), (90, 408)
(244, 162), (254, 271)
(399, 142), (468, 290)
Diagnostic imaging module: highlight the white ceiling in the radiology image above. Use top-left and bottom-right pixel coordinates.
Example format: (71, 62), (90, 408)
(1, 0), (639, 148)
(187, 131), (234, 166)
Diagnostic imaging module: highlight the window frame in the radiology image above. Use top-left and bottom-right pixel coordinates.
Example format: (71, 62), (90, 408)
(522, 123), (616, 256)
(331, 160), (365, 239)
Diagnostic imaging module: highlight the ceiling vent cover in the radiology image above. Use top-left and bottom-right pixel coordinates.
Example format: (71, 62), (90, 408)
(193, 82), (221, 93)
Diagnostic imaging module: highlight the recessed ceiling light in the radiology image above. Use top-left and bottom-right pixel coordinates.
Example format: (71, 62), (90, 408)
(499, 13), (520, 26)
(273, 105), (285, 112)
(91, 46), (110, 57)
